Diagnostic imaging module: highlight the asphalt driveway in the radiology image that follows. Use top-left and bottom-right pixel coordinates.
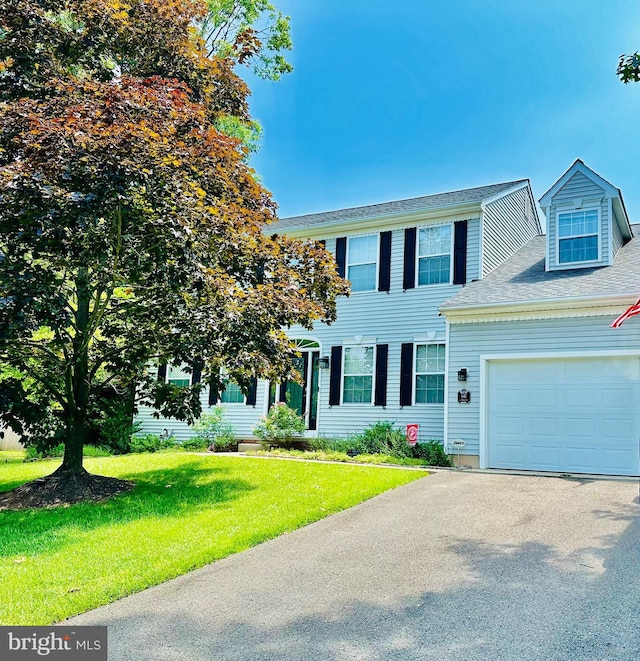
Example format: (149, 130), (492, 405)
(69, 469), (640, 661)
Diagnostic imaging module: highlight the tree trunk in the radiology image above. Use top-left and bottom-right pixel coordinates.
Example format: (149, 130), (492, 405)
(55, 267), (92, 476)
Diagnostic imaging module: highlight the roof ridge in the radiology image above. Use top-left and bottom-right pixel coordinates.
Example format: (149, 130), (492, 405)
(278, 179), (528, 225)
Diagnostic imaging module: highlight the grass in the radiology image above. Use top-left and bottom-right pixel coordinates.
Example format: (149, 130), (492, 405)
(0, 451), (427, 625)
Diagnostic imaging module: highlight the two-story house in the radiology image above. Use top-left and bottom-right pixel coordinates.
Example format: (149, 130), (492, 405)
(136, 160), (640, 476)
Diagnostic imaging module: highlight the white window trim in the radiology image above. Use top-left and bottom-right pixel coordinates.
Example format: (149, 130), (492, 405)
(347, 234), (379, 293)
(413, 342), (446, 406)
(415, 223), (453, 287)
(341, 344), (376, 405)
(555, 207), (601, 266)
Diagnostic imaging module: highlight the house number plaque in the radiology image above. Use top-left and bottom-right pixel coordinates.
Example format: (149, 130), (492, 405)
(457, 389), (471, 404)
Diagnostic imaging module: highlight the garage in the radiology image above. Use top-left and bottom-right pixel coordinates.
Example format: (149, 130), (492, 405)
(486, 355), (640, 476)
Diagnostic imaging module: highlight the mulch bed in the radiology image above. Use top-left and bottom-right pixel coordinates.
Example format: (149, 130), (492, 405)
(0, 471), (134, 511)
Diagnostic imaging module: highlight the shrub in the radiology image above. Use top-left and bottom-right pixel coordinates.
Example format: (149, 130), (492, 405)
(130, 433), (177, 454)
(357, 421), (411, 457)
(189, 407), (236, 452)
(411, 440), (454, 467)
(253, 403), (306, 448)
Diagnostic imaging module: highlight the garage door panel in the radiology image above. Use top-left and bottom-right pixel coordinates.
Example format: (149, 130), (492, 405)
(492, 443), (525, 468)
(529, 415), (560, 438)
(565, 447), (598, 472)
(487, 356), (640, 476)
(602, 388), (634, 409)
(529, 445), (560, 470)
(530, 388), (558, 409)
(603, 449), (638, 473)
(564, 388), (597, 409)
(565, 417), (599, 441)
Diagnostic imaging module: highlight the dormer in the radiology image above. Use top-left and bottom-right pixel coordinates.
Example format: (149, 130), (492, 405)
(539, 160), (632, 271)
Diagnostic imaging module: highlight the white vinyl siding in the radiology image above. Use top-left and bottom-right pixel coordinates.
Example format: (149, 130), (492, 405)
(446, 315), (640, 459)
(347, 235), (378, 292)
(417, 225), (451, 285)
(482, 185), (540, 276)
(343, 345), (374, 403)
(415, 344), (445, 404)
(557, 209), (599, 264)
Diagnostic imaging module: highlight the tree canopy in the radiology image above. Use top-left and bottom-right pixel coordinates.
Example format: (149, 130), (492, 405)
(0, 0), (347, 478)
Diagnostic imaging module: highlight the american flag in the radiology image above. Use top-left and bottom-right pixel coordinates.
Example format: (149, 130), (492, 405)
(610, 297), (640, 328)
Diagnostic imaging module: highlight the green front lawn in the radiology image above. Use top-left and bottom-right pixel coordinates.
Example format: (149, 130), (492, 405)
(0, 452), (426, 625)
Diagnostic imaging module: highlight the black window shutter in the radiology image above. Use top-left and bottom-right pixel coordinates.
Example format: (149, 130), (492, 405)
(157, 363), (167, 382)
(400, 343), (414, 406)
(278, 382), (287, 403)
(453, 220), (468, 285)
(374, 344), (389, 406)
(335, 237), (347, 279)
(403, 228), (417, 290)
(208, 384), (219, 406)
(378, 231), (392, 291)
(329, 346), (343, 406)
(191, 364), (202, 385)
(245, 377), (258, 406)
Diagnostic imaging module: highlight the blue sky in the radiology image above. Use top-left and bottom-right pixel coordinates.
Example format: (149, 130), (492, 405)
(247, 1), (640, 228)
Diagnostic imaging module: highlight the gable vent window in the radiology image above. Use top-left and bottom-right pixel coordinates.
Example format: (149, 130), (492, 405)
(558, 210), (598, 264)
(347, 235), (378, 291)
(418, 225), (452, 285)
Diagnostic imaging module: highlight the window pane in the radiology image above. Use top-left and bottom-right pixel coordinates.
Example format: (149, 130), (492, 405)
(221, 381), (244, 403)
(343, 376), (373, 403)
(418, 255), (450, 285)
(419, 225), (451, 257)
(348, 263), (376, 291)
(558, 211), (599, 239)
(344, 346), (374, 375)
(415, 374), (444, 404)
(348, 235), (378, 264)
(559, 236), (598, 263)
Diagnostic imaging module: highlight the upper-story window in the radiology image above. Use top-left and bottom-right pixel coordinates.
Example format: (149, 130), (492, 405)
(347, 235), (378, 291)
(418, 225), (452, 285)
(558, 210), (599, 264)
(166, 363), (191, 387)
(343, 345), (374, 403)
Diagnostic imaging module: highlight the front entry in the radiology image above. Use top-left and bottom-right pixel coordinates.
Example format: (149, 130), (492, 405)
(269, 341), (320, 431)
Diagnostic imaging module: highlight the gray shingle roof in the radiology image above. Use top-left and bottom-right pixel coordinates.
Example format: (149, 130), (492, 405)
(272, 180), (528, 231)
(441, 225), (640, 309)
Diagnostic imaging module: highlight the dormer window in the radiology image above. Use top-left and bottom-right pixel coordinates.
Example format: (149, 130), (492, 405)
(558, 210), (599, 264)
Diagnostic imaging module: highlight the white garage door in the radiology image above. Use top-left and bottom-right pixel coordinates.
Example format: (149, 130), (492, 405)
(487, 356), (640, 476)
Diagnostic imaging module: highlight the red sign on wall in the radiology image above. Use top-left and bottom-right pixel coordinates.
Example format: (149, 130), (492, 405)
(406, 424), (419, 446)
